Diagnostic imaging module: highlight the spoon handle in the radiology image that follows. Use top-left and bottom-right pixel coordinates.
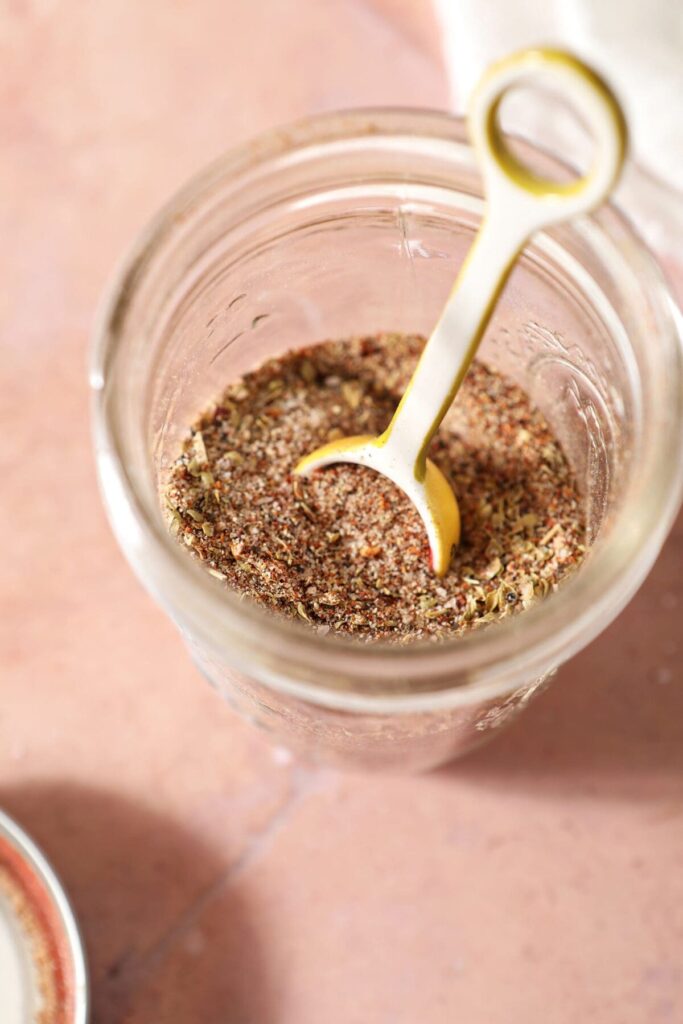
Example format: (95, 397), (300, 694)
(379, 48), (627, 478)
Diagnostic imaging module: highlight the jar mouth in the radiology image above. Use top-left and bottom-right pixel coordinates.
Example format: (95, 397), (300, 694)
(91, 107), (683, 713)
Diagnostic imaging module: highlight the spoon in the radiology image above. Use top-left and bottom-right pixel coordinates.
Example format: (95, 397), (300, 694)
(295, 48), (626, 575)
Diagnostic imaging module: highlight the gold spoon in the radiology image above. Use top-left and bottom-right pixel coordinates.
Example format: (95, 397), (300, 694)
(296, 49), (626, 575)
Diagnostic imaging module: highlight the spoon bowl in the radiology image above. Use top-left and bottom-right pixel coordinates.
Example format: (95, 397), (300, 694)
(297, 433), (460, 575)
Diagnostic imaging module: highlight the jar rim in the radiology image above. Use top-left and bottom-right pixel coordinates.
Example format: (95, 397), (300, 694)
(91, 107), (683, 714)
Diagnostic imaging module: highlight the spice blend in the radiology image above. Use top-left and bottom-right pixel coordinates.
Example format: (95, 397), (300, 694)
(0, 865), (62, 1024)
(165, 333), (586, 642)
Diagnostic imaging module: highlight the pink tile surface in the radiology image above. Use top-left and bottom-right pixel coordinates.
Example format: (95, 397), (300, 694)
(1, 3), (681, 1022)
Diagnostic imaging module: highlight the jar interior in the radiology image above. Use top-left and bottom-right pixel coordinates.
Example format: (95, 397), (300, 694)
(141, 144), (641, 556)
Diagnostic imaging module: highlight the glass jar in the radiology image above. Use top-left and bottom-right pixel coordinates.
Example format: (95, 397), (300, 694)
(91, 109), (683, 772)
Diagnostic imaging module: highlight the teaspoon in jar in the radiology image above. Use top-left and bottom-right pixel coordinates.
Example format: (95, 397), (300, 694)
(296, 48), (626, 575)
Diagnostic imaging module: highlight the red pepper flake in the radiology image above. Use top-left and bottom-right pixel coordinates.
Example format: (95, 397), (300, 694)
(359, 545), (381, 558)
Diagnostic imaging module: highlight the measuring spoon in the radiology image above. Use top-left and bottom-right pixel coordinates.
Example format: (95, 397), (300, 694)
(296, 48), (626, 575)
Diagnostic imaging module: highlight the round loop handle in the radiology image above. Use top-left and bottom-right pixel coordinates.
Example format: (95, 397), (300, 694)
(468, 48), (627, 232)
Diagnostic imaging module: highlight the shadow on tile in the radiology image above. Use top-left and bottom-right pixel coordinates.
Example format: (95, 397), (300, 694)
(0, 782), (275, 1024)
(440, 518), (683, 799)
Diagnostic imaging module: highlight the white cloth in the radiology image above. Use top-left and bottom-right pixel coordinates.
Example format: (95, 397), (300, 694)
(433, 0), (683, 261)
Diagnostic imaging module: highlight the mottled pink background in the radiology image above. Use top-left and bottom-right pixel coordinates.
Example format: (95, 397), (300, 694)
(1, 3), (681, 1022)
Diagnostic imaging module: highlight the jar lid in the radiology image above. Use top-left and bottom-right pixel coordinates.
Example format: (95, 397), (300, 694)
(0, 808), (88, 1024)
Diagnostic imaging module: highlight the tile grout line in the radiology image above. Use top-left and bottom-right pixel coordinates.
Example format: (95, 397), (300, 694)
(108, 764), (328, 1000)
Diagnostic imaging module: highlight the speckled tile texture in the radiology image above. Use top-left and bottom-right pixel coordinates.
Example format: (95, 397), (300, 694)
(1, 3), (681, 1021)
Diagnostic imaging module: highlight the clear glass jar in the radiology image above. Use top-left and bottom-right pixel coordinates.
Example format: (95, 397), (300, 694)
(91, 109), (683, 771)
